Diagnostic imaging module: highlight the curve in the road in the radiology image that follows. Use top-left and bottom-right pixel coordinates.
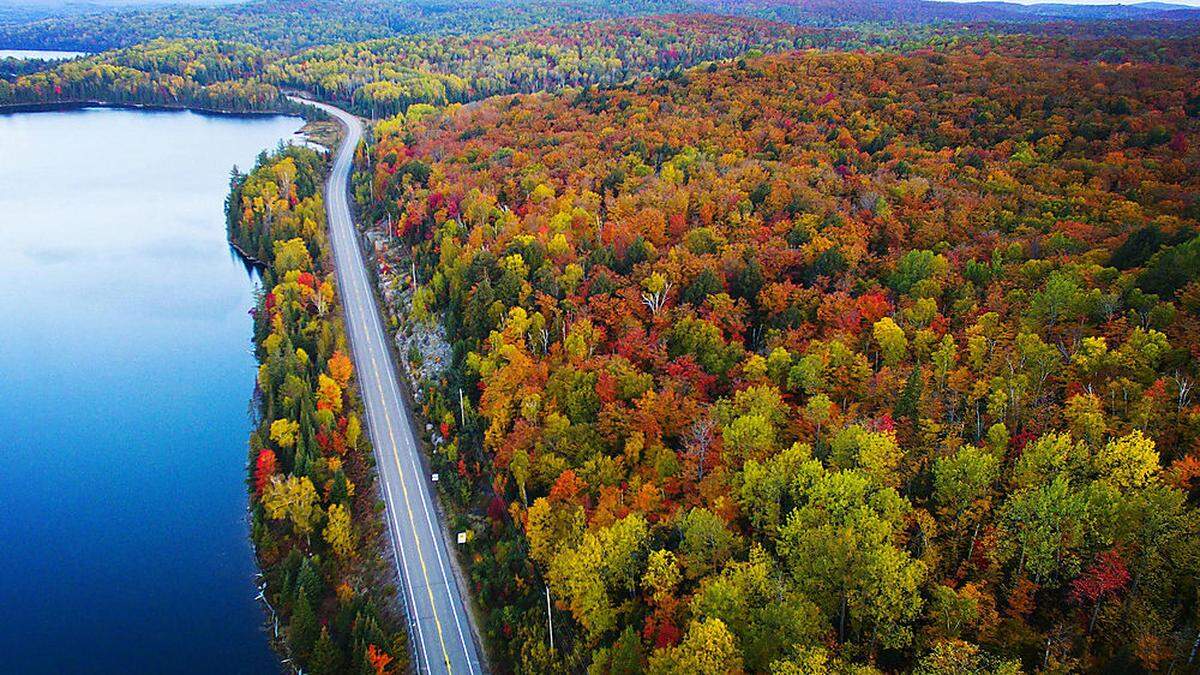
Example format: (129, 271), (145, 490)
(290, 96), (484, 675)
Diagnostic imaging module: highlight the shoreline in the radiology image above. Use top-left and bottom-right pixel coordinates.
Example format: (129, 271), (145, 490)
(0, 99), (297, 117)
(229, 136), (414, 673)
(228, 239), (267, 268)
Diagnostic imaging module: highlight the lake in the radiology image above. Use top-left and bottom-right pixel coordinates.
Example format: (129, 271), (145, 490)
(0, 49), (88, 60)
(0, 107), (303, 673)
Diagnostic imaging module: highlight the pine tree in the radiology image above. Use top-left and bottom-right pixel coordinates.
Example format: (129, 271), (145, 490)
(331, 470), (351, 504)
(309, 627), (342, 675)
(609, 625), (644, 674)
(296, 556), (324, 608)
(351, 612), (386, 674)
(289, 586), (319, 660)
(280, 548), (303, 599)
(894, 366), (923, 421)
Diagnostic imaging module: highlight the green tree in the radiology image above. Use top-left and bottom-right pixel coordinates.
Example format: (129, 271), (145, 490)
(933, 445), (999, 522)
(914, 639), (1021, 675)
(738, 442), (821, 537)
(691, 546), (824, 670)
(805, 394), (834, 445)
(778, 468), (925, 650)
(1011, 432), (1086, 489)
(678, 507), (742, 580)
(829, 425), (904, 489)
(290, 586), (319, 660)
(549, 514), (649, 642)
(890, 250), (947, 295)
(996, 475), (1086, 583)
(1028, 272), (1081, 327)
(309, 627), (342, 674)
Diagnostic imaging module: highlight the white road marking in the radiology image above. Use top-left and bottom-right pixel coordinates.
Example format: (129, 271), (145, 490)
(290, 96), (480, 675)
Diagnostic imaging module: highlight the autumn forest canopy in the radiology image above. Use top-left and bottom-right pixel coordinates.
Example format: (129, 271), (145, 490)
(367, 47), (1200, 674)
(7, 0), (1200, 672)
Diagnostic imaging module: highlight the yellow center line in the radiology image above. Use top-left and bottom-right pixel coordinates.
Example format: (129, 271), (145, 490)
(315, 94), (460, 672)
(370, 347), (453, 673)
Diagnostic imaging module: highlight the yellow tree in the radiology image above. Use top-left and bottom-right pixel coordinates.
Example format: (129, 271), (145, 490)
(648, 618), (741, 674)
(263, 474), (320, 542)
(270, 418), (300, 449)
(317, 374), (343, 414)
(274, 237), (312, 274)
(873, 317), (908, 367)
(323, 503), (355, 559)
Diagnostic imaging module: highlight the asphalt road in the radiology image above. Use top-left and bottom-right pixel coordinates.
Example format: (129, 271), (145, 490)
(290, 97), (484, 675)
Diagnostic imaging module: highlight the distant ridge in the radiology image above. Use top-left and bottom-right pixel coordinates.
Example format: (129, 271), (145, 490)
(1132, 1), (1194, 9)
(694, 0), (1200, 24)
(3, 0), (1199, 53)
(968, 0), (1200, 19)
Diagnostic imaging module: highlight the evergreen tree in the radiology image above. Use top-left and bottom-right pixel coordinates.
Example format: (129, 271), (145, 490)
(296, 556), (324, 608)
(895, 367), (923, 421)
(289, 587), (319, 660)
(309, 627), (342, 675)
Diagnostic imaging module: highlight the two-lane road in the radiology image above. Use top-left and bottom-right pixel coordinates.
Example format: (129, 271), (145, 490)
(290, 97), (484, 675)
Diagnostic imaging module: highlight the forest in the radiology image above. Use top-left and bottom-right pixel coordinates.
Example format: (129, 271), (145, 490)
(227, 145), (408, 674)
(5, 0), (1200, 672)
(356, 47), (1200, 673)
(0, 15), (814, 113)
(7, 14), (1200, 115)
(0, 15), (852, 114)
(2, 0), (1198, 53)
(265, 16), (872, 118)
(0, 39), (293, 113)
(0, 0), (694, 52)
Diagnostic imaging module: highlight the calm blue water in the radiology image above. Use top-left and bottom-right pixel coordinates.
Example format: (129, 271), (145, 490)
(0, 49), (88, 60)
(0, 107), (303, 673)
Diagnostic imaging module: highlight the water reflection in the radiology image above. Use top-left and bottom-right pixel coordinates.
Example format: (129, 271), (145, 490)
(0, 107), (300, 674)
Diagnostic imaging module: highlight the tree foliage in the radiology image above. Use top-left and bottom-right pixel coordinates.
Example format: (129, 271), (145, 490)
(233, 145), (407, 673)
(360, 46), (1200, 672)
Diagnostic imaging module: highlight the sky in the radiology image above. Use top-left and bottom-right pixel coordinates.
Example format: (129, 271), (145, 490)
(3, 0), (1200, 7)
(934, 0), (1200, 5)
(3, 0), (1200, 10)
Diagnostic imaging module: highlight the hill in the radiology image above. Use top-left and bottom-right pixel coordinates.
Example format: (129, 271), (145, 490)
(361, 48), (1200, 672)
(3, 0), (1200, 52)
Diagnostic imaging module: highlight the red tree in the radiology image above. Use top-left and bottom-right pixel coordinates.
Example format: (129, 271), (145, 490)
(254, 449), (277, 495)
(1070, 550), (1131, 633)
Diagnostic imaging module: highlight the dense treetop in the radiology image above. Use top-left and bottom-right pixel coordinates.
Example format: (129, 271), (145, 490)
(2, 0), (1198, 53)
(0, 0), (694, 52)
(0, 38), (289, 112)
(6, 1), (1200, 671)
(360, 49), (1200, 672)
(267, 15), (869, 117)
(693, 0), (1200, 25)
(942, 32), (1200, 69)
(2, 15), (835, 113)
(228, 145), (409, 674)
(7, 13), (1200, 116)
(0, 15), (859, 114)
